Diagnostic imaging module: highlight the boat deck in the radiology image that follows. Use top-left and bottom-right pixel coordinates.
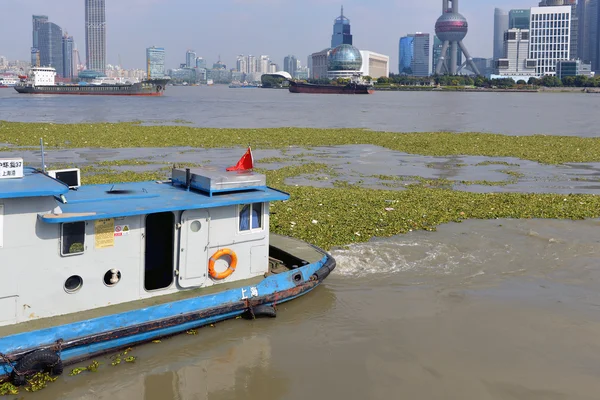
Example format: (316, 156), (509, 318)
(0, 235), (325, 338)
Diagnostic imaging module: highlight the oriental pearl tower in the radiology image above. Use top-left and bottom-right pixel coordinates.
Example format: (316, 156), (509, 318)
(434, 0), (480, 75)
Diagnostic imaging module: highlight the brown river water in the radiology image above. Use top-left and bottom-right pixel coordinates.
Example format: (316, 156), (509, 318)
(2, 144), (599, 400)
(20, 218), (600, 400)
(2, 88), (600, 399)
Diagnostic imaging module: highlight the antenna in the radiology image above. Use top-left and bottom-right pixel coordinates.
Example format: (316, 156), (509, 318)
(39, 138), (46, 173)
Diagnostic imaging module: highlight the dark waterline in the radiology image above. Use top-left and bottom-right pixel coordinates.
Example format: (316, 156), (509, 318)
(1, 85), (600, 136)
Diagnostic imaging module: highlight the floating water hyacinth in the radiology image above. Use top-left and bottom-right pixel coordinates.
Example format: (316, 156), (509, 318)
(3, 123), (600, 251)
(2, 121), (600, 164)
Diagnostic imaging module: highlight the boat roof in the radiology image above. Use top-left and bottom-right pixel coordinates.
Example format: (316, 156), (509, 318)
(39, 178), (289, 224)
(0, 168), (68, 199)
(0, 167), (289, 223)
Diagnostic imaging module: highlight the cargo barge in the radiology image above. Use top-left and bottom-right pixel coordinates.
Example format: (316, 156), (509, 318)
(14, 67), (170, 96)
(288, 75), (374, 95)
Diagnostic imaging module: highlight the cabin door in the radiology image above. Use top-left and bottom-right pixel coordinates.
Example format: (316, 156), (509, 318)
(178, 209), (210, 288)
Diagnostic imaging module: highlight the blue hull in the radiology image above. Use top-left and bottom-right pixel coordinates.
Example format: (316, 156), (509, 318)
(0, 252), (335, 377)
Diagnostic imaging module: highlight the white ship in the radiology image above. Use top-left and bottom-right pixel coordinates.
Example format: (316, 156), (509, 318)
(0, 76), (19, 88)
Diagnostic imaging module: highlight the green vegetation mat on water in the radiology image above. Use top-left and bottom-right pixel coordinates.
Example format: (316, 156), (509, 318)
(2, 121), (600, 164)
(3, 122), (600, 250)
(52, 162), (600, 251)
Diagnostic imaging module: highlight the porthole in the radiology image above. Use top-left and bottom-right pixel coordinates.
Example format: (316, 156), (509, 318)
(104, 269), (122, 287)
(190, 220), (202, 232)
(64, 275), (83, 293)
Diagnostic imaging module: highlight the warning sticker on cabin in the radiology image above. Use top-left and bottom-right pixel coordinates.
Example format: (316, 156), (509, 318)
(95, 218), (115, 249)
(114, 225), (130, 237)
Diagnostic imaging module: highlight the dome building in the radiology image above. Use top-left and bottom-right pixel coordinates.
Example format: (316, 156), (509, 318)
(327, 44), (363, 79)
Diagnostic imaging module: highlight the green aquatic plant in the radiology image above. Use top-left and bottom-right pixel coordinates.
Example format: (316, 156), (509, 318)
(3, 121), (600, 164)
(72, 162), (600, 251)
(0, 381), (19, 396)
(69, 360), (101, 376)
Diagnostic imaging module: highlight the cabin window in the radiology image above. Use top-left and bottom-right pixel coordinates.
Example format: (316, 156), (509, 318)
(61, 222), (85, 256)
(239, 203), (263, 232)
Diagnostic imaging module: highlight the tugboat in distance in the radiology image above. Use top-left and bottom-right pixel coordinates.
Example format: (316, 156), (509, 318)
(289, 74), (374, 95)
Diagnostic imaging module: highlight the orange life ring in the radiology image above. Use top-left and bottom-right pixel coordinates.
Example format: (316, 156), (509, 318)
(208, 249), (237, 280)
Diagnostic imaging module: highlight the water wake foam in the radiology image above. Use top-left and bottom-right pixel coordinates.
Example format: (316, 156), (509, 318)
(331, 238), (483, 279)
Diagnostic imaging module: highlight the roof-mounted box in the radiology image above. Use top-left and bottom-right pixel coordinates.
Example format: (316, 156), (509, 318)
(171, 167), (266, 196)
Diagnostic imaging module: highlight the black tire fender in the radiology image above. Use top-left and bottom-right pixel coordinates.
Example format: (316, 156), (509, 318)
(11, 349), (63, 386)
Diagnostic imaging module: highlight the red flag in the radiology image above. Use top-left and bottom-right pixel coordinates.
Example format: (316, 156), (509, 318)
(226, 146), (254, 171)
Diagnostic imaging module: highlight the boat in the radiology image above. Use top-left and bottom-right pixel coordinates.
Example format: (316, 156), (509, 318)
(14, 67), (170, 96)
(289, 74), (374, 95)
(0, 76), (18, 88)
(0, 148), (336, 386)
(229, 81), (261, 88)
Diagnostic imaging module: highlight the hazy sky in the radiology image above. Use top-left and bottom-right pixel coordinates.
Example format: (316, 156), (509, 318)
(2, 0), (535, 72)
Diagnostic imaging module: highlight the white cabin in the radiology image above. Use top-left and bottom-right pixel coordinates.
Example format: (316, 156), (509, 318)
(0, 165), (289, 327)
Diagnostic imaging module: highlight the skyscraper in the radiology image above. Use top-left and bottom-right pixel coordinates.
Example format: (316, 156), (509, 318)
(509, 9), (531, 29)
(62, 34), (74, 79)
(398, 36), (414, 74)
(399, 34), (431, 76)
(578, 0), (600, 71)
(39, 22), (64, 77)
(434, 0), (479, 75)
(529, 6), (572, 75)
(186, 50), (196, 68)
(146, 47), (165, 79)
(32, 15), (48, 67)
(85, 0), (106, 73)
(494, 9), (509, 62)
(413, 33), (431, 76)
(284, 55), (298, 76)
(331, 6), (352, 48)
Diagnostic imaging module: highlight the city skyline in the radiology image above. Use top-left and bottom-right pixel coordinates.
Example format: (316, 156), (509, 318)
(2, 0), (534, 73)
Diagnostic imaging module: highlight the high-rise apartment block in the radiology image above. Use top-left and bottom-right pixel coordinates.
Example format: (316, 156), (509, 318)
(146, 46), (165, 79)
(247, 55), (257, 73)
(236, 55), (248, 74)
(85, 0), (106, 73)
(529, 6), (572, 75)
(259, 55), (270, 74)
(331, 6), (352, 48)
